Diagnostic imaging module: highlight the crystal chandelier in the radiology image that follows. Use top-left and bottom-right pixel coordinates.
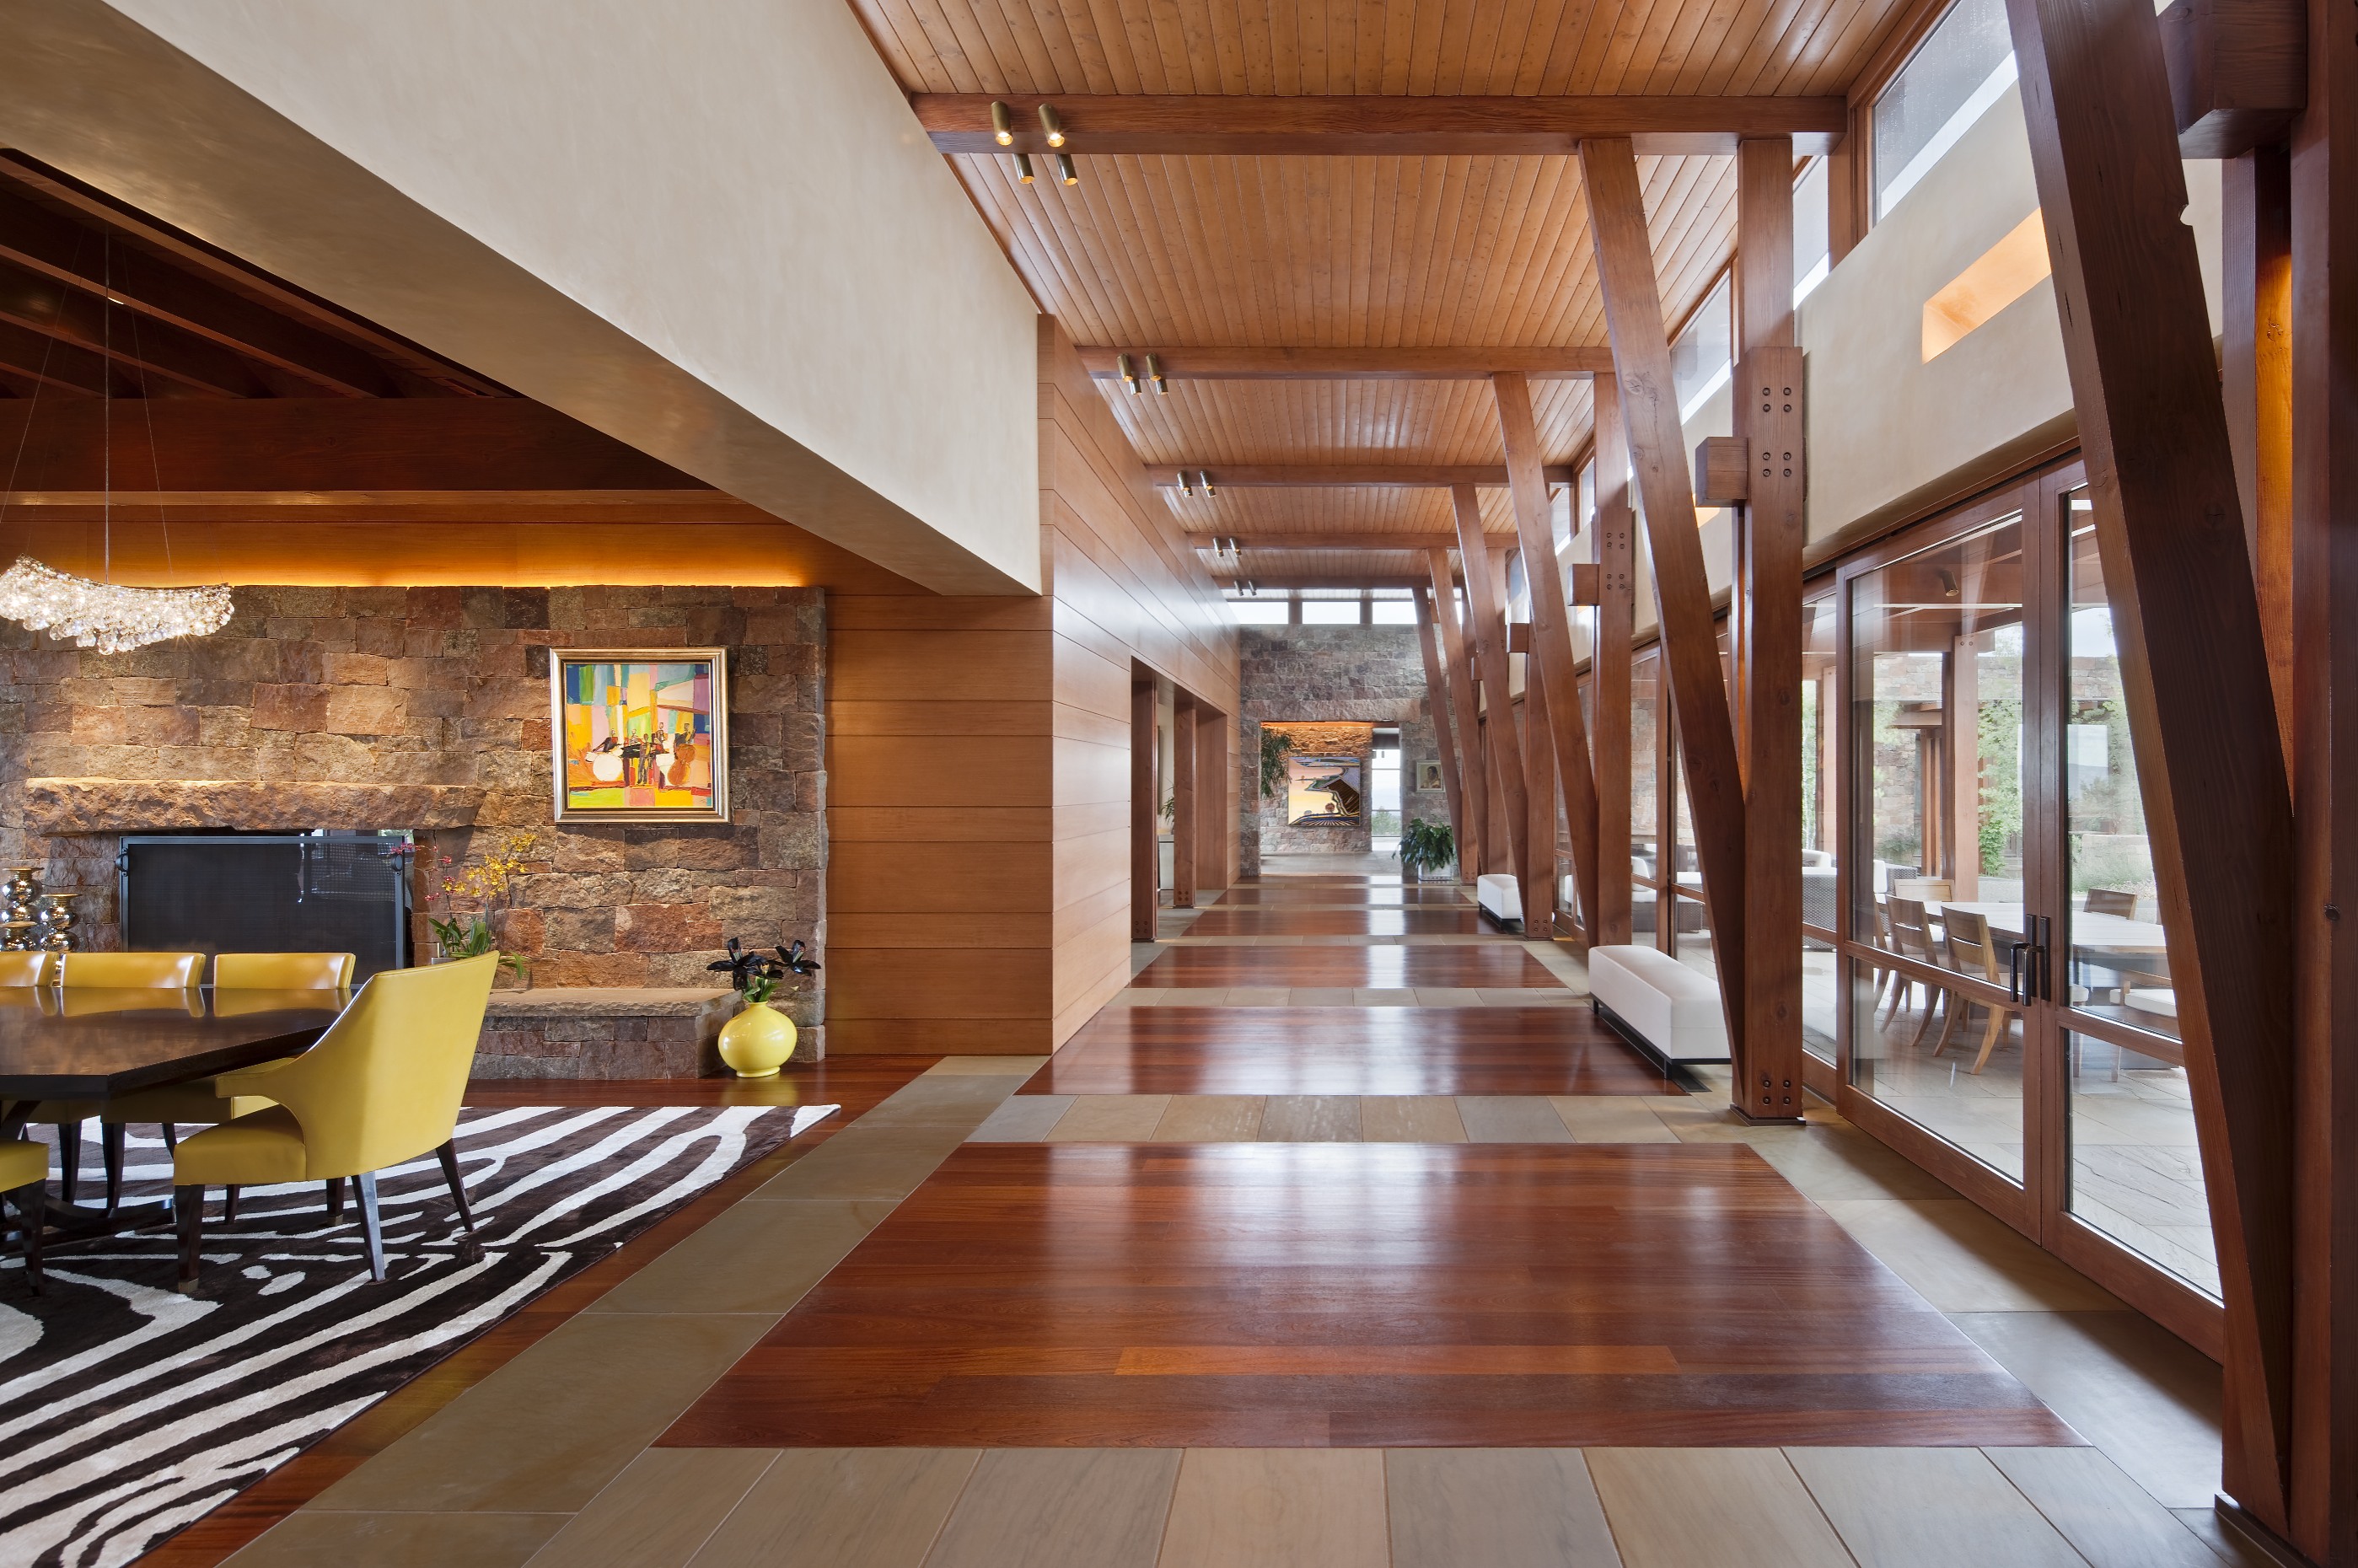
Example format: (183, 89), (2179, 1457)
(0, 557), (234, 654)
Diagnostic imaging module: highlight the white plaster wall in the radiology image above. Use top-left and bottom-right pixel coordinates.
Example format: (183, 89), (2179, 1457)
(105, 0), (1043, 590)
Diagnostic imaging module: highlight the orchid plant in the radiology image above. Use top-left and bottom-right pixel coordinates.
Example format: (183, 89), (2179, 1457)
(426, 829), (540, 983)
(707, 937), (822, 1006)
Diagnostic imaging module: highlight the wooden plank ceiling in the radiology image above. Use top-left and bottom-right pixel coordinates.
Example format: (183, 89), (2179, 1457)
(850, 0), (1920, 581)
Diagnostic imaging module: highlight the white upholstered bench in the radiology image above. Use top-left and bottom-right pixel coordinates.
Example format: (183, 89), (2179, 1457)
(1588, 944), (1730, 1066)
(1475, 873), (1523, 929)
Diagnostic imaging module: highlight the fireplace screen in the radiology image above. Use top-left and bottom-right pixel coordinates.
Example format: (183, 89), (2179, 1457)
(119, 833), (413, 980)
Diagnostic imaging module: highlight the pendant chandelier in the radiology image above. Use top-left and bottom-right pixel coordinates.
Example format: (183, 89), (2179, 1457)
(0, 235), (234, 654)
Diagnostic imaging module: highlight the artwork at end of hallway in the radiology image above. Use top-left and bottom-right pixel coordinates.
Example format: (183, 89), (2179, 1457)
(552, 647), (729, 822)
(1286, 754), (1363, 825)
(1417, 760), (1444, 792)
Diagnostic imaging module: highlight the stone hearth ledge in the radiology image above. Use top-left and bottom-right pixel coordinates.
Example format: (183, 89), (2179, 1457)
(25, 778), (487, 835)
(475, 986), (754, 1079)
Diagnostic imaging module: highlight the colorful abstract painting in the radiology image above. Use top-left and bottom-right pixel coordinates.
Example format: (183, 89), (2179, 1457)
(551, 649), (728, 821)
(1286, 754), (1363, 826)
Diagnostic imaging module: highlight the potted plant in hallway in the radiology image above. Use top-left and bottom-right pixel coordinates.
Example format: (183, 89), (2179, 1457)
(1396, 818), (1457, 883)
(710, 937), (822, 1078)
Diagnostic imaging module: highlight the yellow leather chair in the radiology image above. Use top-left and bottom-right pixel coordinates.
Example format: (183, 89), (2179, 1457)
(33, 951), (203, 1210)
(214, 953), (357, 990)
(174, 954), (497, 1291)
(2, 1138), (45, 1293)
(0, 952), (56, 986)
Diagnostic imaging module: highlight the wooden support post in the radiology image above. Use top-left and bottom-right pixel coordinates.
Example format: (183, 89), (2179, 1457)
(1453, 486), (1533, 914)
(2222, 145), (2296, 773)
(1131, 675), (1159, 942)
(1524, 650), (1560, 934)
(1734, 136), (1807, 1121)
(2006, 0), (2300, 1531)
(1496, 372), (1605, 939)
(1172, 690), (1197, 910)
(1593, 373), (1636, 947)
(1194, 707), (1228, 894)
(1414, 585), (1469, 871)
(1581, 137), (1749, 1056)
(1429, 545), (1489, 879)
(2290, 0), (2358, 1554)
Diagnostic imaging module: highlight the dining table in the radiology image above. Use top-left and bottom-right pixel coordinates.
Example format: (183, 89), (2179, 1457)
(0, 984), (345, 1238)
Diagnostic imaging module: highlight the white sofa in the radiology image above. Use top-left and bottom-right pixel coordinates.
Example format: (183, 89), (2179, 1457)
(1475, 873), (1522, 927)
(1588, 944), (1730, 1064)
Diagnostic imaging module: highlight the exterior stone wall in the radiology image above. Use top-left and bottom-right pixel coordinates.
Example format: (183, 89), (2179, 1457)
(0, 584), (828, 1055)
(1238, 626), (1446, 862)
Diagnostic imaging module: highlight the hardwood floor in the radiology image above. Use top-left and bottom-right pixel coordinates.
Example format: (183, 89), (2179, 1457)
(1028, 1007), (1680, 1096)
(1133, 946), (1561, 988)
(1179, 908), (1486, 936)
(1207, 886), (1473, 906)
(658, 1142), (2078, 1449)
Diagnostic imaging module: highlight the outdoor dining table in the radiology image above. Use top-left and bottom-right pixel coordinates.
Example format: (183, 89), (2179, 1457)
(0, 985), (344, 1238)
(1933, 900), (2169, 971)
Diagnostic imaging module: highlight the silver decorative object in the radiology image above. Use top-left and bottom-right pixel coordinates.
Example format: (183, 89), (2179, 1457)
(33, 891), (77, 952)
(1, 865), (39, 926)
(0, 921), (35, 953)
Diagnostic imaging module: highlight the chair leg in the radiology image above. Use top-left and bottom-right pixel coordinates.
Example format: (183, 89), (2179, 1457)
(58, 1121), (80, 1204)
(436, 1141), (476, 1238)
(1971, 1007), (2014, 1074)
(1911, 988), (1950, 1050)
(223, 1184), (240, 1223)
(161, 1122), (177, 1154)
(325, 1177), (345, 1222)
(175, 1185), (205, 1293)
(1932, 994), (1970, 1057)
(8, 1182), (41, 1294)
(102, 1122), (124, 1215)
(357, 1172), (385, 1282)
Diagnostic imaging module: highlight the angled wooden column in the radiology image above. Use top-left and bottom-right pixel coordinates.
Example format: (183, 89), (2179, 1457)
(2222, 146), (2296, 772)
(2006, 0), (2299, 1530)
(1734, 136), (1807, 1121)
(1593, 373), (1637, 946)
(1194, 707), (1229, 894)
(1132, 674), (1160, 942)
(1414, 584), (1469, 867)
(1524, 647), (1560, 933)
(1496, 371), (1604, 937)
(2290, 0), (2358, 1554)
(1428, 545), (1490, 879)
(1172, 690), (1198, 910)
(1453, 486), (1533, 914)
(1581, 136), (1748, 1055)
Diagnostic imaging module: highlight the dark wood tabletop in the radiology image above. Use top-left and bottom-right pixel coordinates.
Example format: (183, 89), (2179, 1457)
(0, 986), (342, 1100)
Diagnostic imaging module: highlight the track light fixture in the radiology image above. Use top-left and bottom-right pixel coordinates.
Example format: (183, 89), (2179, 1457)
(1146, 353), (1168, 394)
(1055, 151), (1079, 185)
(991, 100), (1015, 146)
(1199, 470), (1217, 497)
(1116, 353), (1140, 395)
(1038, 104), (1066, 148)
(1178, 470), (1194, 497)
(1014, 152), (1036, 184)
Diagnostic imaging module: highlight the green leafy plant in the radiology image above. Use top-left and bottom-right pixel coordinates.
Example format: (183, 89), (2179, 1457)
(1395, 818), (1457, 878)
(1259, 727), (1293, 800)
(425, 914), (530, 983)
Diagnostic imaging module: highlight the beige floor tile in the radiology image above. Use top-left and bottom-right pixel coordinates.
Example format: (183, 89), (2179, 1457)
(853, 1075), (1026, 1129)
(1112, 989), (1166, 1006)
(1478, 988), (1573, 1005)
(1785, 1447), (2084, 1568)
(968, 1095), (1072, 1141)
(925, 1056), (1051, 1077)
(1289, 988), (1360, 1006)
(1353, 988), (1421, 1006)
(750, 1124), (969, 1200)
(1158, 1449), (1389, 1568)
(1150, 1096), (1265, 1141)
(2172, 1508), (2279, 1568)
(1359, 1097), (1468, 1143)
(229, 1511), (564, 1568)
(1550, 1098), (1679, 1144)
(1047, 1096), (1172, 1141)
(1411, 988), (1485, 1007)
(314, 1313), (774, 1514)
(1387, 1448), (1622, 1568)
(1224, 988), (1292, 1006)
(588, 1199), (895, 1314)
(1585, 1447), (1851, 1568)
(1748, 1125), (1958, 1200)
(1260, 1095), (1363, 1141)
(1983, 1447), (2228, 1568)
(520, 1449), (778, 1568)
(922, 1449), (1179, 1568)
(1818, 1199), (2124, 1312)
(1457, 1097), (1577, 1143)
(684, 1448), (978, 1567)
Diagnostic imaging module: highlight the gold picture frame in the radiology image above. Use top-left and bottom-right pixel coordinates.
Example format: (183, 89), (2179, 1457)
(550, 647), (729, 823)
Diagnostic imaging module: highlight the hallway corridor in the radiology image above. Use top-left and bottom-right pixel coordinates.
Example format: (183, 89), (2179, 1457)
(195, 871), (2248, 1567)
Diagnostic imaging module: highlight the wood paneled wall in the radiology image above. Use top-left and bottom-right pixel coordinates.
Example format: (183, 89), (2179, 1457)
(825, 318), (1238, 1055)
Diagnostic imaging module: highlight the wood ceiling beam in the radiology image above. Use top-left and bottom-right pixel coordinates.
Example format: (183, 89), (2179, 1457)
(0, 256), (269, 398)
(1082, 346), (1613, 380)
(0, 317), (121, 397)
(1189, 531), (1493, 549)
(1454, 483), (1533, 899)
(1154, 464), (1576, 487)
(916, 94), (1849, 157)
(1211, 575), (1447, 589)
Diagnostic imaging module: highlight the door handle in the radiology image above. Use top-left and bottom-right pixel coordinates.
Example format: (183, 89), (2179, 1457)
(2008, 941), (2029, 1005)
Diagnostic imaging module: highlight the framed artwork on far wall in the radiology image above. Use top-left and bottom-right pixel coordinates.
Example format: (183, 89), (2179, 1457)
(1416, 760), (1444, 792)
(551, 648), (729, 823)
(1286, 754), (1363, 826)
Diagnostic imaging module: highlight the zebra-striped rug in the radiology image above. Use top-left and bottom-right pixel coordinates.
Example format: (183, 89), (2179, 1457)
(0, 1101), (835, 1568)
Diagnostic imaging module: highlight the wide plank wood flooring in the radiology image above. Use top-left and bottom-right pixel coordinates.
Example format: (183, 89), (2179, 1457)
(1133, 945), (1560, 988)
(1027, 1007), (1679, 1096)
(659, 1142), (2076, 1450)
(1179, 908), (1485, 937)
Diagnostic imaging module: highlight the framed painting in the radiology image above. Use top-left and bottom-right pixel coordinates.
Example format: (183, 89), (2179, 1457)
(1286, 754), (1363, 826)
(1416, 760), (1445, 792)
(551, 648), (729, 823)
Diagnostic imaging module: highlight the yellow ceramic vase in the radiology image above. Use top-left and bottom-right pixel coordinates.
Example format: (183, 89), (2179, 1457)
(717, 1000), (796, 1078)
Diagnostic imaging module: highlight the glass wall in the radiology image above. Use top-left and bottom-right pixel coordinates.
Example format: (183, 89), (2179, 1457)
(1631, 649), (1662, 942)
(1802, 591), (1839, 1061)
(1873, 0), (2017, 218)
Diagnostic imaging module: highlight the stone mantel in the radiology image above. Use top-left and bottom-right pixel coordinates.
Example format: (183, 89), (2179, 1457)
(25, 778), (486, 835)
(475, 986), (753, 1078)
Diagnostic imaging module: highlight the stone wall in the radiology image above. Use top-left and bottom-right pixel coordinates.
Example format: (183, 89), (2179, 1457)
(0, 584), (829, 1054)
(1238, 626), (1445, 861)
